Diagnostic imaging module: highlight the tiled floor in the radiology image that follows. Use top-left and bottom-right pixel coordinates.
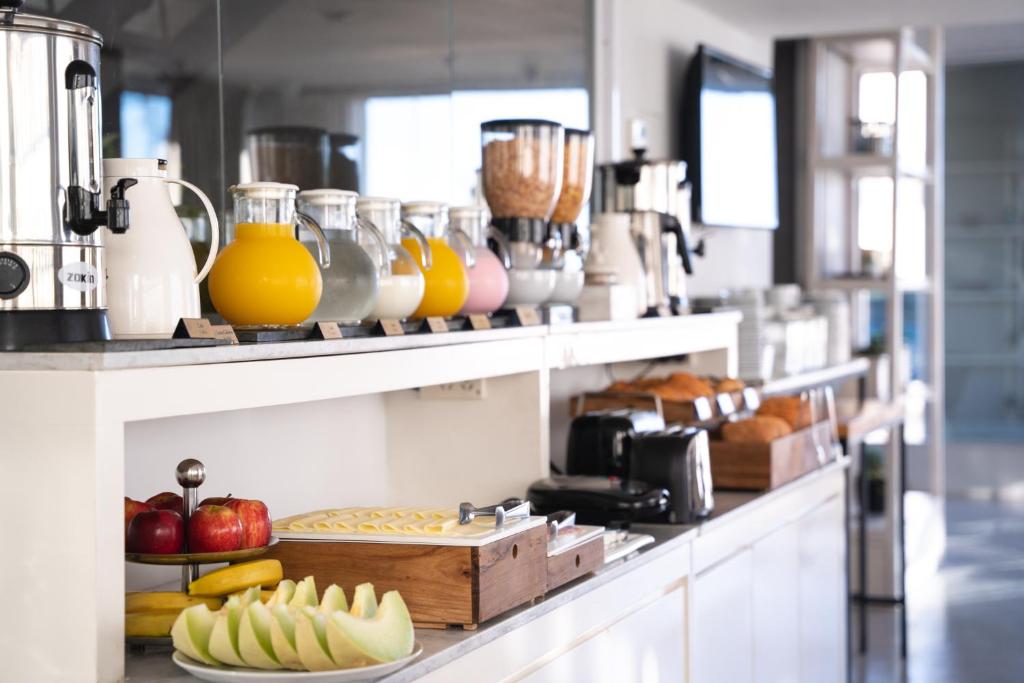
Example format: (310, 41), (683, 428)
(854, 498), (1024, 682)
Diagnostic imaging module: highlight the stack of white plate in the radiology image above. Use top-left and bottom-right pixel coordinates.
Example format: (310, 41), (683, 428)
(807, 289), (852, 366)
(715, 289), (774, 381)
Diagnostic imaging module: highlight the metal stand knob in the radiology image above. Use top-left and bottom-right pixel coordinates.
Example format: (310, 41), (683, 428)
(176, 458), (205, 590)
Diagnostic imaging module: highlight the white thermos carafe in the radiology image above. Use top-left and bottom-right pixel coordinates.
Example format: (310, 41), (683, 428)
(103, 158), (220, 338)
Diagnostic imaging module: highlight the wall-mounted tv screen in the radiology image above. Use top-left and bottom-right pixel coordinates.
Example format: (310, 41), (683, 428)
(684, 44), (779, 230)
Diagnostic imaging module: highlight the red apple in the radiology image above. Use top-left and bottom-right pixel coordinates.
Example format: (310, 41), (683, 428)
(188, 505), (243, 553)
(146, 491), (183, 515)
(199, 495), (233, 507)
(124, 497), (154, 536)
(226, 498), (272, 549)
(126, 509), (184, 554)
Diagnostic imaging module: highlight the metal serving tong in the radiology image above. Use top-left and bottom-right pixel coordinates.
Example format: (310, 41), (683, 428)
(458, 498), (531, 527)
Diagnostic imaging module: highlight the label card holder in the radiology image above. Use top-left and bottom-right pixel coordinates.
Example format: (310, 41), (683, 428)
(467, 314), (492, 331)
(172, 318), (214, 339)
(742, 387), (761, 412)
(310, 321), (343, 340)
(373, 319), (405, 337)
(715, 392), (737, 416)
(514, 306), (541, 327)
(209, 325), (239, 344)
(421, 316), (449, 334)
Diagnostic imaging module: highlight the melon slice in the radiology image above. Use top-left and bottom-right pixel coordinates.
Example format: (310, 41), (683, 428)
(265, 579), (296, 608)
(171, 604), (220, 666)
(319, 584), (348, 614)
(269, 605), (304, 670)
(349, 583), (377, 618)
(237, 601), (282, 670)
(289, 576), (318, 609)
(294, 606), (338, 671)
(229, 586), (272, 605)
(325, 591), (414, 668)
(208, 597), (246, 667)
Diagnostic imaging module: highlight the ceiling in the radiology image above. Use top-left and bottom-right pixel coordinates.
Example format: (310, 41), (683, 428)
(945, 22), (1024, 65)
(684, 0), (1024, 39)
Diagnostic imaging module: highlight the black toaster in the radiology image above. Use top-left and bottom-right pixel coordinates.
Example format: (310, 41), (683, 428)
(629, 427), (714, 524)
(566, 409), (665, 478)
(526, 476), (671, 525)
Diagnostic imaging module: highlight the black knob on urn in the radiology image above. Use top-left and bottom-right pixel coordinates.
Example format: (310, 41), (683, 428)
(0, 252), (29, 299)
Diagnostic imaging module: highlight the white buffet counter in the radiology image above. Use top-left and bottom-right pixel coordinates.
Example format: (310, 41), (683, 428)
(0, 313), (847, 681)
(126, 461), (848, 683)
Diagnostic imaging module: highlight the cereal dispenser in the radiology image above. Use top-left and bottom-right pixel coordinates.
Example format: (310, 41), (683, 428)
(480, 119), (564, 306)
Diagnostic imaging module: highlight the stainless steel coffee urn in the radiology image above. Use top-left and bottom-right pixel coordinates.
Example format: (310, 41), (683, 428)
(0, 2), (134, 349)
(596, 148), (698, 315)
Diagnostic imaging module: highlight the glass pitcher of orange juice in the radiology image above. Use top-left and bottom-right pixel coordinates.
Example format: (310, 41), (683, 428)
(401, 201), (475, 318)
(208, 182), (331, 327)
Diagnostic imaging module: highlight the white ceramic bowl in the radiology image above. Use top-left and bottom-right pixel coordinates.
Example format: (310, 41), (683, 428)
(548, 269), (585, 304)
(505, 268), (556, 306)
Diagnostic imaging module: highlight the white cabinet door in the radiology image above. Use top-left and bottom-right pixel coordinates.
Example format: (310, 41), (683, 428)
(798, 497), (846, 683)
(523, 586), (687, 683)
(752, 522), (800, 683)
(693, 548), (754, 683)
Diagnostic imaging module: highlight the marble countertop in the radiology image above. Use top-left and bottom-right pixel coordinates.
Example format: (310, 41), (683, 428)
(124, 459), (848, 682)
(125, 524), (697, 682)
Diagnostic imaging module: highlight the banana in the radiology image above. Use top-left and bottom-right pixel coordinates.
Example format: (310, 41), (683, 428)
(126, 609), (181, 637)
(188, 559), (283, 597)
(126, 592), (222, 613)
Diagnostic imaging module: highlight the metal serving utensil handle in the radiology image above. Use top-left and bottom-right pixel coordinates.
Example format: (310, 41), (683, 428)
(176, 458), (206, 590)
(459, 499), (529, 527)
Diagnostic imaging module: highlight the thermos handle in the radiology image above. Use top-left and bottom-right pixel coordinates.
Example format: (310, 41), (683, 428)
(355, 215), (391, 279)
(450, 227), (477, 268)
(486, 226), (512, 269)
(400, 219), (432, 270)
(296, 211), (332, 269)
(160, 178), (221, 284)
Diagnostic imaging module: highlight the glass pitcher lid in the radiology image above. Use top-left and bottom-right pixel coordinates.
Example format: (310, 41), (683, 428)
(449, 205), (490, 246)
(298, 188), (358, 207)
(401, 201), (448, 238)
(230, 182), (298, 200)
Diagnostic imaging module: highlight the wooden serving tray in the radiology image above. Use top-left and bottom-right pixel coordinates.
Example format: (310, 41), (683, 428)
(262, 523), (548, 629)
(708, 421), (833, 491)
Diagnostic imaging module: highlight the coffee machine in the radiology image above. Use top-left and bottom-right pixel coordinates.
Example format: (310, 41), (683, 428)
(0, 2), (135, 350)
(596, 126), (699, 316)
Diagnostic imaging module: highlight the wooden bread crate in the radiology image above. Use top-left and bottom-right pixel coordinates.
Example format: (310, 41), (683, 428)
(709, 421), (834, 491)
(570, 391), (715, 425)
(262, 523), (547, 629)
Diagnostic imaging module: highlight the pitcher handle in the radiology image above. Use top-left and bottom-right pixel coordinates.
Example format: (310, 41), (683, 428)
(296, 211), (332, 269)
(400, 219), (432, 270)
(450, 227), (477, 268)
(486, 226), (512, 269)
(355, 215), (391, 279)
(161, 178), (221, 284)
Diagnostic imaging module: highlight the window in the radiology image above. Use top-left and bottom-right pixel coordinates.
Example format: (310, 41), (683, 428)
(364, 88), (589, 204)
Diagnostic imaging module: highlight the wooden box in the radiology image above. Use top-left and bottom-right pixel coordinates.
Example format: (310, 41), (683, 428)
(263, 523), (548, 629)
(709, 421), (834, 491)
(545, 531), (605, 592)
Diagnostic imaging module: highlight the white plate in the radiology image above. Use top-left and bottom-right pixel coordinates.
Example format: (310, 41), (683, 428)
(172, 644), (423, 683)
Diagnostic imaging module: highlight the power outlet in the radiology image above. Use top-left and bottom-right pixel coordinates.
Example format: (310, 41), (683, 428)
(420, 379), (488, 400)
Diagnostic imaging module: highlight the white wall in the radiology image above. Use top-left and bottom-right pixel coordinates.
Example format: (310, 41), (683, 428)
(592, 0), (776, 296)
